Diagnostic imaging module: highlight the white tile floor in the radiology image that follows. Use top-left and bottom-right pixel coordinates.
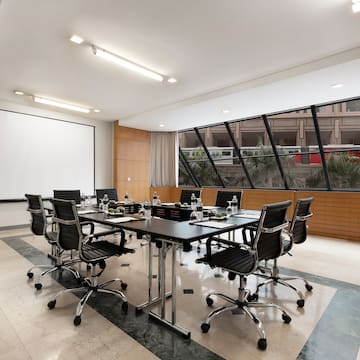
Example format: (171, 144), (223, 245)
(0, 227), (359, 360)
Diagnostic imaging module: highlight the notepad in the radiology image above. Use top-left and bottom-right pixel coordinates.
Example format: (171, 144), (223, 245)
(77, 209), (97, 215)
(106, 217), (137, 223)
(194, 221), (234, 229)
(233, 214), (260, 219)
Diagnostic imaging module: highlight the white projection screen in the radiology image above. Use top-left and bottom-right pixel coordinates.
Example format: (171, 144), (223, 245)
(0, 110), (95, 200)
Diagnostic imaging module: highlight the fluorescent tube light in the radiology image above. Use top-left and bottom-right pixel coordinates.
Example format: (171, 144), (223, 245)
(353, 1), (360, 13)
(33, 96), (90, 113)
(331, 83), (344, 89)
(70, 35), (84, 44)
(93, 46), (164, 82)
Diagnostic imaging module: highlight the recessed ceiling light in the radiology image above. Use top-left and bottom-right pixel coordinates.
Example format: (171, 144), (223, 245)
(353, 0), (360, 13)
(159, 124), (165, 127)
(167, 77), (177, 84)
(14, 90), (25, 95)
(222, 109), (231, 114)
(70, 34), (84, 44)
(93, 109), (101, 113)
(331, 83), (344, 89)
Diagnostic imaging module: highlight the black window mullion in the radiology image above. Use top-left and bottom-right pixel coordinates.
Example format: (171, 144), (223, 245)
(262, 114), (289, 189)
(224, 122), (254, 188)
(179, 147), (201, 188)
(194, 127), (225, 188)
(310, 105), (331, 190)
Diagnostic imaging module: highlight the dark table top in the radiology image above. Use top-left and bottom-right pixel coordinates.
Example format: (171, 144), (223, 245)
(80, 212), (258, 243)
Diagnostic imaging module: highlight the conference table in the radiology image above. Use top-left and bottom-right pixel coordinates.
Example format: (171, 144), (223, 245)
(79, 210), (259, 338)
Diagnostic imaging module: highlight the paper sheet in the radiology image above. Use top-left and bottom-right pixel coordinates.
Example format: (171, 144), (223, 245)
(106, 217), (137, 223)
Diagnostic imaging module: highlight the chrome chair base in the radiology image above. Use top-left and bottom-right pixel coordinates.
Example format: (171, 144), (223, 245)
(47, 266), (128, 326)
(253, 260), (313, 308)
(200, 278), (291, 351)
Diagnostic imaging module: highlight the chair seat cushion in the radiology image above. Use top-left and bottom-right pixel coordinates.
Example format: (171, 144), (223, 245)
(198, 247), (255, 275)
(82, 240), (134, 262)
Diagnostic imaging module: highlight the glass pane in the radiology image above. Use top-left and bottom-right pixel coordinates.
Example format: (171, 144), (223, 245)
(266, 108), (326, 189)
(317, 101), (360, 190)
(178, 159), (194, 186)
(187, 160), (222, 187)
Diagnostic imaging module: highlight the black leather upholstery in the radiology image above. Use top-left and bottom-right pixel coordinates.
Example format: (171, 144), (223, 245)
(53, 189), (81, 204)
(215, 191), (242, 208)
(96, 188), (118, 204)
(179, 189), (201, 204)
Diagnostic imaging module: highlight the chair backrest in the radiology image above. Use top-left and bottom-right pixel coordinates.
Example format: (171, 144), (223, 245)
(52, 198), (81, 251)
(96, 188), (118, 204)
(53, 189), (81, 204)
(215, 190), (242, 208)
(254, 200), (291, 261)
(179, 189), (201, 204)
(289, 197), (314, 245)
(25, 194), (46, 236)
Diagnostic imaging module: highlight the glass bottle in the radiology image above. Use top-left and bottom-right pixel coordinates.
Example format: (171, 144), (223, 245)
(152, 191), (158, 206)
(196, 198), (203, 221)
(190, 193), (197, 210)
(226, 200), (232, 218)
(189, 210), (198, 222)
(124, 192), (129, 204)
(103, 193), (109, 212)
(231, 195), (238, 214)
(144, 200), (152, 220)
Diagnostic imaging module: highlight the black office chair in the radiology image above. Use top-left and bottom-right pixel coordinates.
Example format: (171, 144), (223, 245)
(179, 189), (201, 204)
(53, 189), (81, 204)
(96, 188), (118, 204)
(47, 199), (134, 326)
(250, 197), (314, 307)
(215, 190), (242, 209)
(197, 200), (292, 350)
(25, 194), (81, 290)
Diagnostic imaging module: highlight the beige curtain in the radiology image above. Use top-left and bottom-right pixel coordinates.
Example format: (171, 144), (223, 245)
(150, 132), (177, 187)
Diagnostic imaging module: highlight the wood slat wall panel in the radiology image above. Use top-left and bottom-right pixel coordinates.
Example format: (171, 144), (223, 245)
(114, 124), (150, 202)
(151, 187), (360, 241)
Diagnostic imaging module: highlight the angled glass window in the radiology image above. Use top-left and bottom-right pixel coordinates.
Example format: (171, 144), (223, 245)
(267, 108), (327, 189)
(315, 100), (360, 190)
(178, 129), (222, 187)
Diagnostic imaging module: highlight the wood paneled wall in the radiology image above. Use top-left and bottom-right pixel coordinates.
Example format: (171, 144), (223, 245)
(114, 124), (150, 202)
(150, 186), (360, 241)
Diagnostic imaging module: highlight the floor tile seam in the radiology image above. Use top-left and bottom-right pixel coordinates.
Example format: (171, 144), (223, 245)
(0, 306), (33, 359)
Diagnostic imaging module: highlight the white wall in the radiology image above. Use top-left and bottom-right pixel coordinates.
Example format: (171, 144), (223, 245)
(0, 100), (114, 227)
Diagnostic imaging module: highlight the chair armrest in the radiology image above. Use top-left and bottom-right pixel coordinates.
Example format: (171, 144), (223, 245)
(80, 221), (95, 235)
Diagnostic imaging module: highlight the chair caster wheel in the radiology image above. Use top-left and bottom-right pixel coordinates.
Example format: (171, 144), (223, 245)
(258, 338), (267, 350)
(305, 284), (313, 292)
(47, 300), (56, 309)
(201, 323), (210, 333)
(27, 272), (34, 279)
(74, 316), (81, 326)
(86, 265), (91, 271)
(35, 283), (42, 290)
(297, 299), (305, 308)
(206, 297), (214, 306)
(121, 282), (128, 291)
(248, 293), (258, 302)
(282, 313), (291, 324)
(122, 302), (128, 313)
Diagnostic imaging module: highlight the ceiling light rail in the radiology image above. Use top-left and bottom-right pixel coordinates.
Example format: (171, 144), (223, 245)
(69, 34), (176, 83)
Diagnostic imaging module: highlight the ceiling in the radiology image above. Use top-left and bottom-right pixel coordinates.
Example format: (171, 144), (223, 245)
(0, 0), (359, 131)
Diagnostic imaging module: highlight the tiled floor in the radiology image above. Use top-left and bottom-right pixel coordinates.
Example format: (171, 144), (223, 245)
(0, 227), (359, 360)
